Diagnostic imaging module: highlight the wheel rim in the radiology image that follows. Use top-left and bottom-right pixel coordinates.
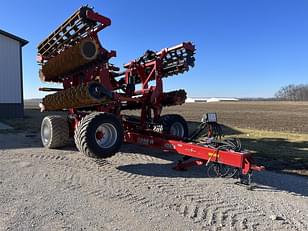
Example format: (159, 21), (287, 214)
(170, 122), (185, 137)
(41, 123), (51, 145)
(95, 123), (118, 149)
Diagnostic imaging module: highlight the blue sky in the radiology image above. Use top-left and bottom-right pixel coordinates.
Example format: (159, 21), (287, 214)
(1, 0), (307, 99)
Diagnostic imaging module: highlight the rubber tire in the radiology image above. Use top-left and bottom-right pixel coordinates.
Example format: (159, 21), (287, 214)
(41, 115), (69, 149)
(74, 112), (123, 158)
(159, 114), (188, 138)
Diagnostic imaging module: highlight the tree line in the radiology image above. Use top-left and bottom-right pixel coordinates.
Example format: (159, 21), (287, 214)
(275, 84), (308, 101)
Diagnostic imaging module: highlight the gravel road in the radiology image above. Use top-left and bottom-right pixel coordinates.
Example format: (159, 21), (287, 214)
(0, 133), (307, 231)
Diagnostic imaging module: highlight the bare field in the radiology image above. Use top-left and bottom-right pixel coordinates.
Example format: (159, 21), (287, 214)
(162, 101), (308, 134)
(25, 100), (308, 134)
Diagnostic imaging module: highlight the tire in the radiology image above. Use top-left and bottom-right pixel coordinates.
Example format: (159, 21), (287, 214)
(41, 115), (69, 148)
(74, 112), (123, 158)
(159, 114), (188, 138)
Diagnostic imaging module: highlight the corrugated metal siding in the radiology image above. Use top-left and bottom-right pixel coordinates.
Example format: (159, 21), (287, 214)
(0, 34), (21, 103)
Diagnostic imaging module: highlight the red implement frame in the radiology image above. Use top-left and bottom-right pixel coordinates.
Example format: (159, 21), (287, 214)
(124, 131), (265, 175)
(38, 6), (264, 182)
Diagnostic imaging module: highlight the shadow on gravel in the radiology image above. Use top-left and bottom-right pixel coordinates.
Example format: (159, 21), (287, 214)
(120, 144), (179, 162)
(0, 134), (77, 150)
(117, 162), (211, 179)
(242, 138), (308, 176)
(118, 143), (308, 197)
(117, 161), (308, 197)
(252, 171), (308, 197)
(0, 133), (43, 149)
(119, 144), (211, 179)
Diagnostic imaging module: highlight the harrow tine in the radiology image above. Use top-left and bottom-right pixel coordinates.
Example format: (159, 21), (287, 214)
(37, 6), (111, 59)
(131, 42), (196, 79)
(161, 43), (196, 77)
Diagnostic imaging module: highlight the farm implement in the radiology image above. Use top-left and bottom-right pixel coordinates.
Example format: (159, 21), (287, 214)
(37, 6), (264, 184)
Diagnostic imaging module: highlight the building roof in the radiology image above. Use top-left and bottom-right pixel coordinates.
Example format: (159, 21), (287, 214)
(0, 29), (28, 46)
(185, 97), (239, 103)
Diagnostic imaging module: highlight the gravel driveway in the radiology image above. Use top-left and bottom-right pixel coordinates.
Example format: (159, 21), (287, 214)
(0, 133), (307, 230)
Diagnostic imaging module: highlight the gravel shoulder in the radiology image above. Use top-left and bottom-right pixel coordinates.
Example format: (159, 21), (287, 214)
(0, 133), (307, 231)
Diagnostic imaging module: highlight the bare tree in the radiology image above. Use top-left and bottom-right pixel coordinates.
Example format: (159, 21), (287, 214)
(275, 84), (308, 101)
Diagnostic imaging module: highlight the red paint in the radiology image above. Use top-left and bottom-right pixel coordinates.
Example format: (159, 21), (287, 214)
(124, 131), (263, 175)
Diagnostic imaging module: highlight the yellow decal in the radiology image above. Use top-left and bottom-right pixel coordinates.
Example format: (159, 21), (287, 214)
(208, 152), (219, 158)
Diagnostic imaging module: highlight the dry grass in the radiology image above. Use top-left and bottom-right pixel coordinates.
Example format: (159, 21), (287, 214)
(226, 128), (308, 175)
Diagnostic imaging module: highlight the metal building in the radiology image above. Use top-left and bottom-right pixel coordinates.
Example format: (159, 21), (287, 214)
(185, 97), (239, 103)
(0, 29), (28, 118)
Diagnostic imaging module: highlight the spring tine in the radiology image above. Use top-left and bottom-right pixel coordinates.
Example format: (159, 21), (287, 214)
(37, 6), (110, 59)
(160, 43), (195, 77)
